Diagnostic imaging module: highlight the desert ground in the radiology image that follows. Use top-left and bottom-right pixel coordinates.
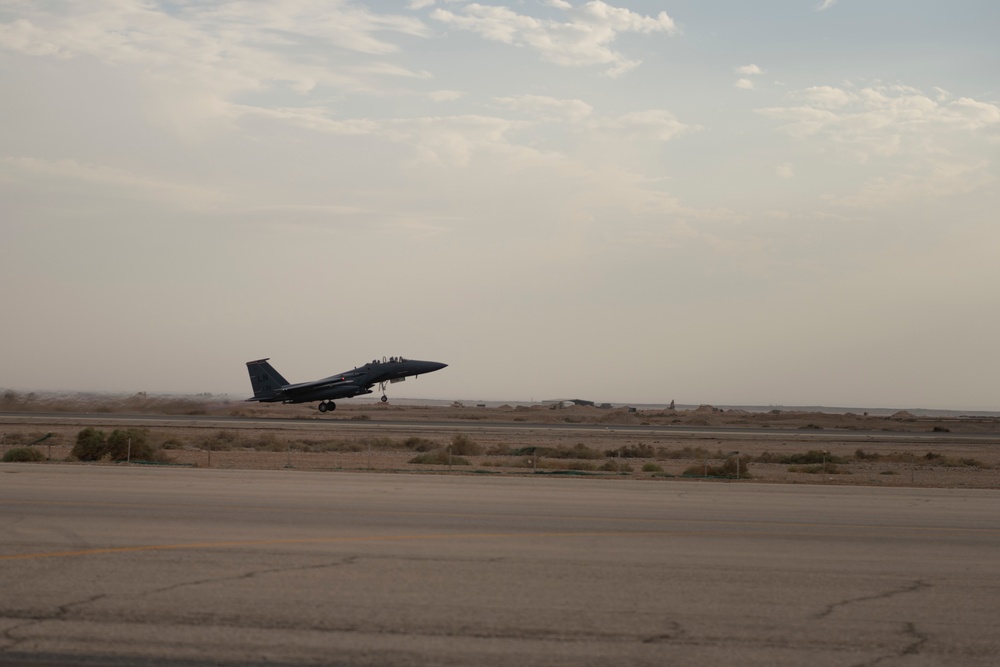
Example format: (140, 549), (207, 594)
(3, 396), (999, 489)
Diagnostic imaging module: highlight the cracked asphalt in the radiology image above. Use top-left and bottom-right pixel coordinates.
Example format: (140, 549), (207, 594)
(1, 465), (998, 666)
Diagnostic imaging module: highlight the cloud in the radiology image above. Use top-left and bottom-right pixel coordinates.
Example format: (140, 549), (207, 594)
(734, 64), (762, 90)
(816, 0), (838, 11)
(0, 1), (433, 130)
(758, 82), (1000, 204)
(493, 95), (699, 142)
(427, 89), (466, 102)
(758, 83), (1000, 156)
(0, 156), (223, 209)
(776, 163), (795, 179)
(430, 1), (677, 77)
(494, 94), (595, 123)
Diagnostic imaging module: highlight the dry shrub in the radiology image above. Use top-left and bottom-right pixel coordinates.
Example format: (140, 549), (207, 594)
(404, 437), (438, 452)
(607, 443), (655, 458)
(599, 460), (633, 473)
(449, 434), (481, 455)
(683, 456), (752, 479)
(657, 446), (715, 460)
(757, 450), (842, 465)
(788, 463), (845, 475)
(409, 451), (470, 466)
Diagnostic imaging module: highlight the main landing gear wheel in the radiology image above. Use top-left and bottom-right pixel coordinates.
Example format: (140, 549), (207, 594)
(318, 401), (336, 413)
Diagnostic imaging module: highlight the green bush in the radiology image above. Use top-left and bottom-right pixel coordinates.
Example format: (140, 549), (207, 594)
(106, 429), (153, 461)
(71, 427), (159, 462)
(641, 463), (664, 473)
(3, 447), (46, 463)
(72, 427), (108, 461)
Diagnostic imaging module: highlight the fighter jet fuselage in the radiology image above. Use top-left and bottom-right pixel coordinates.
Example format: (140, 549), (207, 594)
(245, 356), (447, 412)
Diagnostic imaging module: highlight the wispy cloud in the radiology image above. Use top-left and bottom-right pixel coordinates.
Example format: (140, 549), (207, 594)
(734, 64), (762, 90)
(816, 0), (838, 11)
(0, 1), (432, 125)
(758, 82), (1000, 203)
(430, 1), (677, 77)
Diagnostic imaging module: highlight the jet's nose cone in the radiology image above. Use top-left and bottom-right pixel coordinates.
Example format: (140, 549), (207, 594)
(407, 359), (447, 374)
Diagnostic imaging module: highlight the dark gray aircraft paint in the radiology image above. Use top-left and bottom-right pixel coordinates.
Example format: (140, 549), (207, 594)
(246, 357), (447, 412)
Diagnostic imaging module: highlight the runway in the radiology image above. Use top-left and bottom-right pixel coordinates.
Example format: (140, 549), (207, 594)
(1, 465), (998, 665)
(3, 411), (998, 441)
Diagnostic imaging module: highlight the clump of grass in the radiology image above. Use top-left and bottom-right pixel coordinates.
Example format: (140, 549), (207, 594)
(641, 463), (664, 473)
(3, 447), (46, 463)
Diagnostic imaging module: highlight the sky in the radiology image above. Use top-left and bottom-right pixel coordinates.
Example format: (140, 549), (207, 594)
(1, 1), (998, 409)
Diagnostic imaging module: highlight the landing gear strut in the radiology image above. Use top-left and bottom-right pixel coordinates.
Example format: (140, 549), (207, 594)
(318, 401), (336, 413)
(379, 381), (389, 403)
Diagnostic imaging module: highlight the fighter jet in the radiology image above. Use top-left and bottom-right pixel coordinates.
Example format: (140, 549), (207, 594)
(245, 356), (447, 412)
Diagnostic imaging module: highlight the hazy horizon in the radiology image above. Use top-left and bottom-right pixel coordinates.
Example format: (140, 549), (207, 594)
(2, 1), (998, 411)
(2, 386), (998, 416)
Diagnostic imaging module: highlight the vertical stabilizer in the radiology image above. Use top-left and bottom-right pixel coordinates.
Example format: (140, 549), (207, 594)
(246, 358), (290, 399)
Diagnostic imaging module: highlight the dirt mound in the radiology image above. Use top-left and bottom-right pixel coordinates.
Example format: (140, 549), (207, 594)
(598, 409), (638, 425)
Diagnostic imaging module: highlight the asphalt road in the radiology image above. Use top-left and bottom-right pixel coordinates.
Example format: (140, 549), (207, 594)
(1, 465), (998, 666)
